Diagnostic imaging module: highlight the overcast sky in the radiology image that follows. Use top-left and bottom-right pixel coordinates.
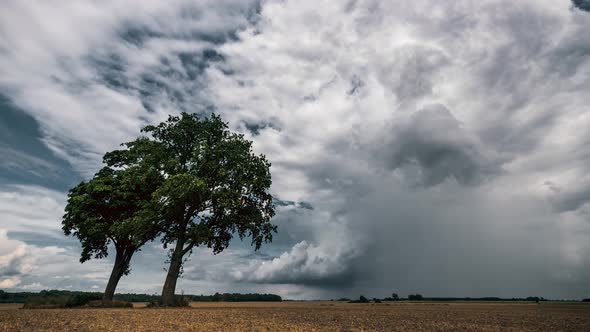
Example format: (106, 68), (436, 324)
(1, 0), (590, 300)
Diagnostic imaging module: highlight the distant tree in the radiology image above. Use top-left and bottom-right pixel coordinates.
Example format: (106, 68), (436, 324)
(349, 295), (370, 303)
(190, 293), (281, 302)
(106, 113), (276, 306)
(392, 293), (399, 301)
(525, 296), (545, 303)
(408, 294), (424, 301)
(582, 298), (590, 302)
(63, 165), (162, 301)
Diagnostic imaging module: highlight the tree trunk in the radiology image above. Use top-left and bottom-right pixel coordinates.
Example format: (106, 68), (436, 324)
(103, 248), (132, 301)
(161, 237), (186, 306)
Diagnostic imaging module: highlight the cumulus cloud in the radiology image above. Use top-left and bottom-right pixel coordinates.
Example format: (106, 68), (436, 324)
(0, 228), (66, 288)
(0, 187), (121, 292)
(231, 241), (356, 285)
(0, 235), (32, 284)
(0, 277), (20, 288)
(0, 224), (117, 291)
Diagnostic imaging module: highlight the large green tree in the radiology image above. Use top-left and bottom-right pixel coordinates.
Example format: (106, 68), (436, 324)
(106, 113), (276, 306)
(63, 163), (162, 301)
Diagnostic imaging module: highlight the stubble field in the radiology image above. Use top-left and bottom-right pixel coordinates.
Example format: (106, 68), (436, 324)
(1, 301), (589, 331)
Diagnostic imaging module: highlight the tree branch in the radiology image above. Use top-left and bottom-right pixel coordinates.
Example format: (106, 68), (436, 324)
(181, 241), (194, 256)
(108, 236), (118, 246)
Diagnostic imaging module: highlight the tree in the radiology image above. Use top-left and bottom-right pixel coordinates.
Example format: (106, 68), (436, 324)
(63, 164), (162, 301)
(408, 294), (423, 301)
(106, 113), (276, 306)
(391, 293), (399, 301)
(349, 295), (370, 303)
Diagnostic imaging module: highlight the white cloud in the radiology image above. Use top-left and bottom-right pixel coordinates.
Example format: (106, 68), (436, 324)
(232, 241), (357, 284)
(0, 206), (113, 291)
(0, 277), (20, 288)
(0, 228), (66, 289)
(0, 229), (36, 275)
(0, 0), (257, 176)
(20, 282), (48, 290)
(0, 186), (65, 235)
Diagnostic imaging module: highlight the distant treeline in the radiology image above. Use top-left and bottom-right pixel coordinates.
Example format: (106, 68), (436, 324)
(0, 290), (281, 303)
(401, 296), (590, 302)
(341, 294), (588, 303)
(395, 296), (552, 302)
(192, 293), (282, 302)
(405, 297), (550, 302)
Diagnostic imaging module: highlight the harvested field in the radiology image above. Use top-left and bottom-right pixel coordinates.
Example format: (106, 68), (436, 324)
(1, 301), (589, 331)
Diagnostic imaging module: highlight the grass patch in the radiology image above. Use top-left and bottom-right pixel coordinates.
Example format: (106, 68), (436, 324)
(86, 300), (133, 308)
(23, 293), (104, 309)
(146, 296), (191, 308)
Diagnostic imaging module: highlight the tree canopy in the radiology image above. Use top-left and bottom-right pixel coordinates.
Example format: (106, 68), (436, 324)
(62, 162), (162, 300)
(105, 112), (276, 305)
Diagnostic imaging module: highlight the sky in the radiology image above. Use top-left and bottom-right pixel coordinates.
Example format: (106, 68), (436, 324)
(1, 0), (590, 300)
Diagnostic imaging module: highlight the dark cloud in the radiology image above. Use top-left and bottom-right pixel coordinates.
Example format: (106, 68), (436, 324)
(7, 231), (75, 248)
(385, 46), (449, 102)
(573, 0), (590, 12)
(347, 75), (364, 95)
(0, 95), (79, 191)
(274, 199), (314, 210)
(242, 120), (281, 136)
(546, 181), (590, 213)
(383, 104), (501, 186)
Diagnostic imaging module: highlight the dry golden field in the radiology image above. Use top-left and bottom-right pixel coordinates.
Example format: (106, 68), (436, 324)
(1, 301), (589, 331)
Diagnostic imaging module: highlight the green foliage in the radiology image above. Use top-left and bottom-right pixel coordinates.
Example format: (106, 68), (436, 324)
(192, 293), (282, 302)
(147, 295), (190, 307)
(113, 293), (160, 302)
(63, 140), (165, 300)
(22, 291), (102, 309)
(408, 294), (424, 301)
(62, 164), (162, 265)
(104, 113), (276, 303)
(525, 296), (546, 303)
(4, 290), (281, 304)
(349, 295), (370, 303)
(66, 293), (104, 307)
(383, 293), (399, 301)
(106, 113), (276, 254)
(86, 300), (133, 308)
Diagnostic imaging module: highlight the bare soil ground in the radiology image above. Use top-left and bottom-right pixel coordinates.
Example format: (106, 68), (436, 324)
(1, 301), (589, 331)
